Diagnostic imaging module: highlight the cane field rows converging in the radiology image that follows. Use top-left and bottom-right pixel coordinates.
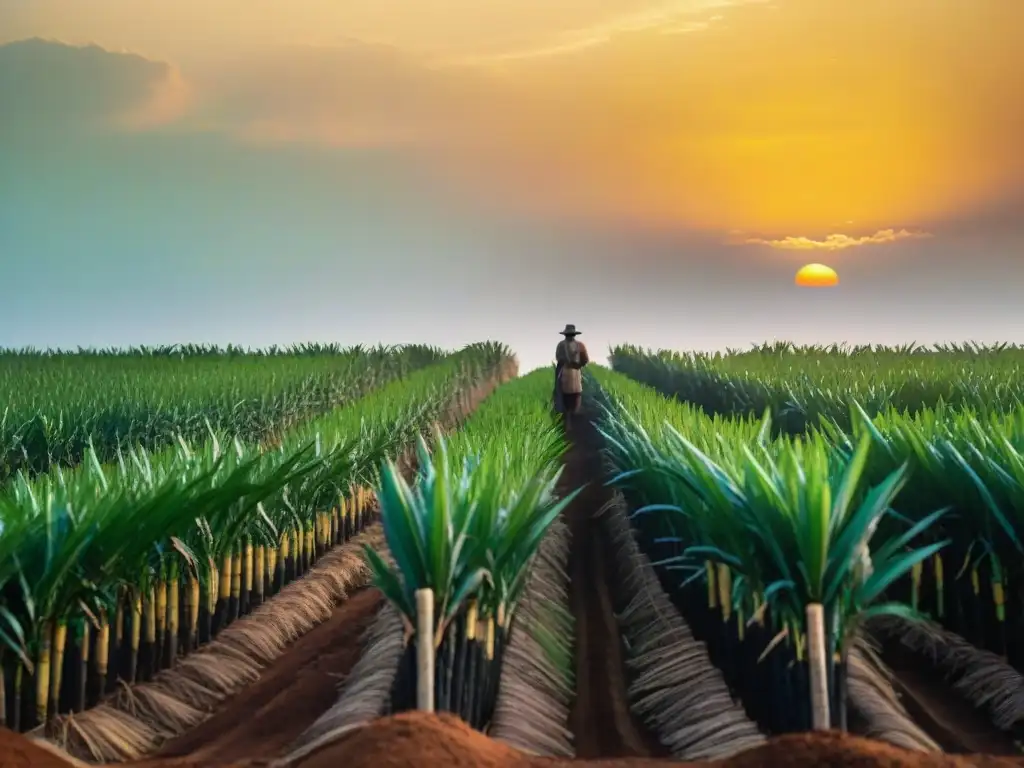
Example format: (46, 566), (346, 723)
(4, 341), (1024, 767)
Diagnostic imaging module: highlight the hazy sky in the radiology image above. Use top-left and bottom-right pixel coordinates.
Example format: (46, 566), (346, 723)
(2, 0), (1022, 371)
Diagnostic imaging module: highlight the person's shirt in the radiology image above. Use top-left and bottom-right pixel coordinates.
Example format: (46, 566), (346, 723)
(555, 338), (589, 393)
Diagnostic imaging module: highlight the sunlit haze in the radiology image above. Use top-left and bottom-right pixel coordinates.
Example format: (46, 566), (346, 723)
(2, 0), (1022, 369)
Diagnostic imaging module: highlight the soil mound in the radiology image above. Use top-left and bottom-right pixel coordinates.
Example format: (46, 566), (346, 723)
(290, 711), (530, 768)
(0, 729), (78, 768)
(289, 713), (1024, 768)
(720, 731), (1021, 767)
(157, 588), (382, 763)
(6, 714), (1024, 768)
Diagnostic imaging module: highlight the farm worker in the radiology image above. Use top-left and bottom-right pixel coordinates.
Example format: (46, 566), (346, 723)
(554, 324), (590, 431)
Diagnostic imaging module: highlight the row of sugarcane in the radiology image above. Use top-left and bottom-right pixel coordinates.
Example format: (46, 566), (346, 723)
(365, 369), (579, 730)
(608, 342), (1024, 434)
(590, 365), (1024, 735)
(12, 484), (379, 728)
(0, 342), (514, 732)
(0, 343), (445, 483)
(607, 347), (1024, 670)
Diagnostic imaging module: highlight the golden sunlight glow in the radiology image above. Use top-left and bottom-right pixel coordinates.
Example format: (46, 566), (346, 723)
(795, 263), (839, 288)
(4, 0), (1022, 238)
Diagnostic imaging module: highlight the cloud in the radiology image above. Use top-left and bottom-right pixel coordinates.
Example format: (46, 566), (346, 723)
(3, 0), (1022, 239)
(0, 38), (190, 136)
(740, 228), (933, 251)
(453, 0), (764, 64)
(185, 42), (492, 149)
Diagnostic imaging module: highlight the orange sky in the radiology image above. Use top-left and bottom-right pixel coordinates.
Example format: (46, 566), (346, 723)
(3, 0), (1022, 245)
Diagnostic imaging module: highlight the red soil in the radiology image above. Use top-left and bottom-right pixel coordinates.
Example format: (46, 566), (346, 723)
(4, 712), (1023, 768)
(0, 730), (82, 768)
(287, 711), (1024, 768)
(153, 588), (382, 764)
(561, 412), (668, 759)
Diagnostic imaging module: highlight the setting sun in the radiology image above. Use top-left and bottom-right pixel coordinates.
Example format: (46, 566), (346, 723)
(795, 263), (839, 288)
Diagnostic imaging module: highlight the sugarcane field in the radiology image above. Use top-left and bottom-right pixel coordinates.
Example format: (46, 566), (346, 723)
(7, 341), (1024, 768)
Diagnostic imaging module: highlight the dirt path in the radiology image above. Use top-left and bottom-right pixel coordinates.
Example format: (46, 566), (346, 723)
(881, 642), (1020, 756)
(561, 409), (669, 760)
(153, 588), (382, 765)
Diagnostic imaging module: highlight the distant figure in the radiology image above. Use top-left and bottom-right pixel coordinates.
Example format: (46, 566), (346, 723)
(553, 324), (590, 431)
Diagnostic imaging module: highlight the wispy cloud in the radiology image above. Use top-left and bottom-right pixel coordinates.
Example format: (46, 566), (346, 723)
(740, 228), (933, 251)
(453, 0), (763, 64)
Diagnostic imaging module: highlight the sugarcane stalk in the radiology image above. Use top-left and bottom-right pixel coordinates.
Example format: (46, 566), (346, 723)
(214, 552), (231, 635)
(717, 563), (732, 621)
(911, 560), (923, 613)
(279, 532), (290, 589)
(482, 616), (497, 727)
(267, 546), (279, 595)
(77, 622), (90, 712)
(129, 593), (142, 683)
(243, 543), (254, 616)
(439, 614), (457, 714)
(934, 553), (945, 618)
(473, 616), (495, 729)
(255, 546), (266, 607)
(113, 591), (124, 679)
(49, 621), (67, 717)
(144, 586), (156, 679)
(415, 589), (435, 712)
(806, 603), (829, 730)
(200, 573), (213, 645)
(155, 580), (167, 651)
(13, 662), (23, 731)
(230, 548), (242, 622)
(96, 610), (109, 699)
(292, 527), (301, 578)
(35, 621), (53, 726)
(188, 574), (200, 651)
(453, 600), (474, 719)
(353, 487), (362, 533)
(167, 566), (180, 667)
(836, 642), (850, 732)
(791, 621), (809, 731)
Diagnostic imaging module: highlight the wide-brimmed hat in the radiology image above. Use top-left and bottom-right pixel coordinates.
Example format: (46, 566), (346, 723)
(560, 324), (580, 336)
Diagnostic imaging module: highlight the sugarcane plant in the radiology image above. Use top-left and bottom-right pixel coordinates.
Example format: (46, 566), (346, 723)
(594, 367), (949, 735)
(366, 370), (578, 730)
(610, 345), (1024, 678)
(0, 342), (515, 731)
(609, 343), (1024, 435)
(820, 402), (1024, 669)
(0, 344), (447, 484)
